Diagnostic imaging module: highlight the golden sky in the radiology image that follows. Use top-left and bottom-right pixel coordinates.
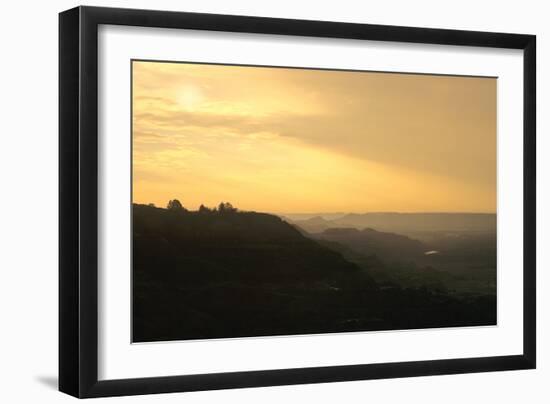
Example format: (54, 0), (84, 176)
(132, 61), (496, 213)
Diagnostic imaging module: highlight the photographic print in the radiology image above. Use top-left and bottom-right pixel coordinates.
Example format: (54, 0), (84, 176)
(131, 60), (497, 343)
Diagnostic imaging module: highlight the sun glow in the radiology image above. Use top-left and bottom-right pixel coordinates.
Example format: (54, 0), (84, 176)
(176, 85), (205, 111)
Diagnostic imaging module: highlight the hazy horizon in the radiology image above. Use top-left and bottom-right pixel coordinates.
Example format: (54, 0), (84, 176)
(135, 201), (496, 216)
(277, 211), (497, 218)
(132, 61), (496, 213)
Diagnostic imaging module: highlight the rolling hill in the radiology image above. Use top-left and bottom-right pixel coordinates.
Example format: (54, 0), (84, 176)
(291, 212), (496, 236)
(314, 227), (427, 263)
(133, 204), (377, 341)
(133, 204), (496, 342)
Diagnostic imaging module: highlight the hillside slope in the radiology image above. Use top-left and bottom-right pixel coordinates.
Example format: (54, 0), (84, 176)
(133, 204), (496, 342)
(315, 227), (427, 263)
(133, 204), (377, 341)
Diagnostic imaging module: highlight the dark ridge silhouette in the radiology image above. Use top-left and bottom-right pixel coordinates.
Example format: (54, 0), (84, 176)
(133, 203), (496, 342)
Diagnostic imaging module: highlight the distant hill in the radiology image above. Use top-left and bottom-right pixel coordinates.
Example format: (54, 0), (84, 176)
(282, 213), (346, 222)
(289, 215), (334, 233)
(314, 227), (427, 263)
(290, 212), (496, 236)
(332, 212), (496, 234)
(310, 225), (496, 297)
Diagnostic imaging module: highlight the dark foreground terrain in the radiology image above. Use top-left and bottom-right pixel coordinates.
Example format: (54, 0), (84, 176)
(133, 204), (496, 342)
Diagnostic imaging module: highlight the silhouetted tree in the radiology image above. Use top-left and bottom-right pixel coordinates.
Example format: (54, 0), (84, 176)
(198, 204), (211, 213)
(167, 199), (186, 211)
(218, 202), (237, 213)
(148, 203), (156, 207)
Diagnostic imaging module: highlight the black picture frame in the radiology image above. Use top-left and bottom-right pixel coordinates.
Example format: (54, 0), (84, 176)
(59, 6), (536, 398)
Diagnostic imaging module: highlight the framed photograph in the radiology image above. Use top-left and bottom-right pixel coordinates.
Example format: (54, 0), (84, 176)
(59, 6), (536, 398)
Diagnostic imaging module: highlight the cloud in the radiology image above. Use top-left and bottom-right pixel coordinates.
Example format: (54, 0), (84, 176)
(131, 61), (496, 213)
